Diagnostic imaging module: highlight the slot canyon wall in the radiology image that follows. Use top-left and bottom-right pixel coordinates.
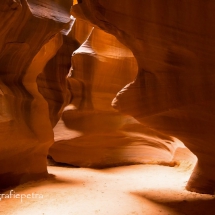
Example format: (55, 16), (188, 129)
(49, 18), (180, 168)
(0, 0), (72, 188)
(71, 0), (215, 194)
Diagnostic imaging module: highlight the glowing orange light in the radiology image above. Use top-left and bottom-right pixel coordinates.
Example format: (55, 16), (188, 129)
(73, 0), (78, 5)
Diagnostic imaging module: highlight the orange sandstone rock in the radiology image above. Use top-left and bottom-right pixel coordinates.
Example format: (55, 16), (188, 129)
(49, 19), (179, 168)
(71, 0), (215, 194)
(0, 0), (71, 188)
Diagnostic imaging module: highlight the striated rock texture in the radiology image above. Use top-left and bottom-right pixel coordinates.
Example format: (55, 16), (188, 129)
(49, 19), (180, 168)
(0, 0), (71, 188)
(37, 25), (80, 127)
(72, 1), (215, 194)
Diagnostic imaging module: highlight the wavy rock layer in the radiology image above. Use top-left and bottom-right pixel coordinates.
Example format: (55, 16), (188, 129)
(49, 19), (180, 168)
(37, 30), (80, 127)
(0, 0), (71, 188)
(71, 1), (215, 194)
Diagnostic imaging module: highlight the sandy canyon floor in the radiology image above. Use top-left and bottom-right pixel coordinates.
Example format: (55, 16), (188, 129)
(1, 158), (215, 215)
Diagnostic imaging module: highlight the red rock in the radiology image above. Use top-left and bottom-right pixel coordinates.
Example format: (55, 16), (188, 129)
(71, 0), (215, 194)
(49, 19), (179, 168)
(0, 0), (71, 188)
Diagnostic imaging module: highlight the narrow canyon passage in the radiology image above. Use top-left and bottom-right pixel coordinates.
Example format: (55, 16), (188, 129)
(1, 0), (215, 214)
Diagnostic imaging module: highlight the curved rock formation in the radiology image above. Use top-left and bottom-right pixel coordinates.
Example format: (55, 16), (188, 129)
(0, 0), (71, 188)
(37, 23), (80, 127)
(49, 19), (180, 168)
(71, 1), (215, 194)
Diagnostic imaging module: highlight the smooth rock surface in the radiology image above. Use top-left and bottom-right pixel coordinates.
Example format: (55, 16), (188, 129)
(49, 19), (179, 168)
(0, 0), (71, 188)
(71, 0), (215, 193)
